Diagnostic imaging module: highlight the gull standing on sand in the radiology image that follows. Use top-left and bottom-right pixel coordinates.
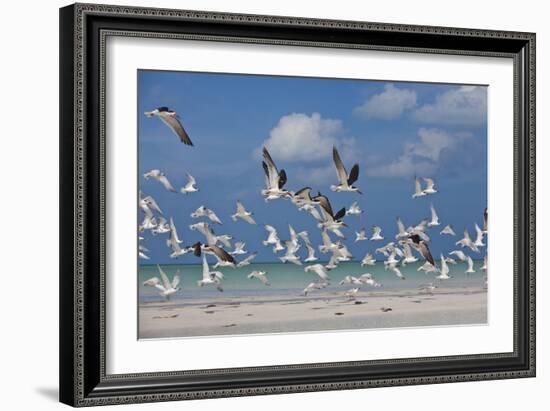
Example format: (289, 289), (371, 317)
(247, 270), (271, 286)
(298, 231), (318, 262)
(143, 265), (181, 300)
(440, 224), (456, 236)
(330, 146), (361, 193)
(456, 228), (479, 252)
(346, 201), (363, 216)
(197, 254), (224, 292)
(428, 203), (440, 227)
(361, 252), (376, 267)
(304, 264), (331, 281)
(229, 241), (247, 255)
(263, 225), (284, 252)
(144, 107), (193, 146)
(180, 173), (199, 194)
(237, 252), (257, 268)
(465, 256), (476, 274)
(190, 205), (223, 225)
(261, 147), (290, 201)
(436, 254), (451, 280)
(231, 201), (256, 224)
(143, 169), (177, 192)
(370, 225), (384, 241)
(355, 228), (367, 242)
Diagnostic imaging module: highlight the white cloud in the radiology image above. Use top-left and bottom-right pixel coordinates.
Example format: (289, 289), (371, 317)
(257, 112), (343, 162)
(413, 86), (487, 126)
(354, 84), (417, 120)
(367, 128), (470, 178)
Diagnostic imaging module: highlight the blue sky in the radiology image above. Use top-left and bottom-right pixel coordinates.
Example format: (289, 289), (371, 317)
(138, 70), (487, 264)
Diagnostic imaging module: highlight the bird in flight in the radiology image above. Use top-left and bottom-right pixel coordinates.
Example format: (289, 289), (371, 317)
(144, 106), (193, 146)
(330, 146), (361, 194)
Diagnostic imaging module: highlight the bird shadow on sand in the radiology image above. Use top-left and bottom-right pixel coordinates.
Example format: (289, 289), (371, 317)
(35, 387), (58, 402)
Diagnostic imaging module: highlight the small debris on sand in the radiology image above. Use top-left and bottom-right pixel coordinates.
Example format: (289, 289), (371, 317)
(380, 307), (393, 312)
(206, 304), (216, 308)
(152, 314), (179, 319)
(223, 323), (237, 328)
(334, 312), (345, 316)
(204, 311), (215, 314)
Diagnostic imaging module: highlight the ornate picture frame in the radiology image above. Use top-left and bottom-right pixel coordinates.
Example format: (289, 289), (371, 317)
(59, 3), (535, 407)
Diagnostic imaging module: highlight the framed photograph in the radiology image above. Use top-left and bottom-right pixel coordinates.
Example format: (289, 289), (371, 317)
(59, 3), (536, 407)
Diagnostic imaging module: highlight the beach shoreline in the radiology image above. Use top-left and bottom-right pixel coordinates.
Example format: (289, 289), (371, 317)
(138, 287), (487, 339)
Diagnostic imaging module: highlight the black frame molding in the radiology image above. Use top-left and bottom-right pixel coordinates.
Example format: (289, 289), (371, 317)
(60, 3), (535, 407)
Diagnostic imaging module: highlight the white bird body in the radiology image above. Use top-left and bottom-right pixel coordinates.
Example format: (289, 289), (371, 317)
(143, 169), (177, 192)
(197, 255), (224, 291)
(436, 254), (451, 280)
(412, 177), (427, 198)
(361, 253), (376, 267)
(370, 225), (384, 241)
(440, 224), (456, 236)
(418, 261), (437, 274)
(401, 243), (419, 265)
(358, 273), (381, 287)
(474, 223), (485, 247)
(189, 222), (232, 247)
(166, 218), (188, 259)
(180, 173), (198, 194)
(304, 264), (330, 281)
(231, 201), (256, 224)
(279, 239), (302, 265)
(428, 203), (440, 227)
(143, 265), (181, 299)
(237, 252), (257, 268)
(449, 250), (468, 262)
(465, 256), (476, 274)
(302, 281), (328, 296)
(422, 177), (437, 195)
(263, 225), (284, 252)
(339, 275), (362, 285)
(229, 241), (247, 255)
(481, 255), (488, 272)
(191, 206), (222, 225)
(456, 228), (480, 252)
(347, 201), (363, 216)
(261, 147), (290, 201)
(395, 217), (409, 239)
(330, 146), (361, 193)
(355, 229), (367, 242)
(386, 262), (405, 279)
(298, 231), (318, 262)
(151, 217), (170, 235)
(247, 270), (271, 286)
(344, 288), (360, 300)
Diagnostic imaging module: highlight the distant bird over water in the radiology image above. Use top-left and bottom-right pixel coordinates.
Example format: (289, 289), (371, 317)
(144, 107), (193, 145)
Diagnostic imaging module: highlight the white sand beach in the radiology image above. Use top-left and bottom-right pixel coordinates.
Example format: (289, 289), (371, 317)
(139, 287), (487, 339)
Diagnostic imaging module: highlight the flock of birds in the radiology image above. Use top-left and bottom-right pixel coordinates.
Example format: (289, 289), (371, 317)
(140, 106), (488, 301)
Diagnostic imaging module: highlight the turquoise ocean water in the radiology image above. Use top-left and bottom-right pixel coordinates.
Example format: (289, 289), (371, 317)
(138, 260), (486, 303)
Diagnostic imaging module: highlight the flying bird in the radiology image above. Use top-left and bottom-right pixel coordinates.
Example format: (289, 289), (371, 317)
(247, 270), (271, 286)
(189, 221), (232, 247)
(412, 177), (426, 199)
(304, 264), (330, 281)
(370, 225), (384, 241)
(237, 252), (258, 268)
(449, 250), (468, 262)
(143, 265), (181, 300)
(261, 147), (290, 201)
(440, 224), (456, 236)
(298, 231), (318, 262)
(408, 233), (435, 266)
(166, 217), (188, 258)
(422, 177), (437, 195)
(180, 173), (198, 194)
(144, 107), (193, 145)
(229, 241), (248, 255)
(197, 254), (224, 292)
(344, 288), (360, 300)
(339, 276), (363, 285)
(456, 228), (479, 252)
(190, 206), (222, 225)
(302, 281), (328, 296)
(346, 201), (363, 216)
(465, 256), (476, 274)
(263, 225), (284, 253)
(355, 228), (367, 242)
(395, 217), (409, 239)
(330, 146), (361, 193)
(436, 254), (451, 280)
(143, 169), (177, 192)
(313, 192), (347, 238)
(474, 223), (485, 247)
(428, 203), (440, 227)
(231, 201), (256, 224)
(361, 253), (376, 267)
(151, 217), (170, 235)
